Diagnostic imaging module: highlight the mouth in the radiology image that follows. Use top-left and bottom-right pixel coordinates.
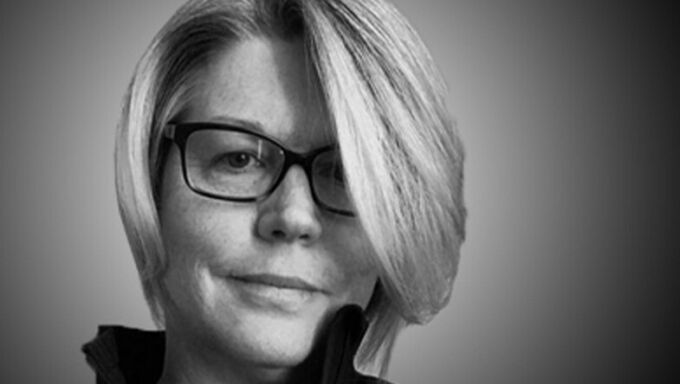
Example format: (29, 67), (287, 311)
(229, 273), (324, 293)
(225, 273), (326, 312)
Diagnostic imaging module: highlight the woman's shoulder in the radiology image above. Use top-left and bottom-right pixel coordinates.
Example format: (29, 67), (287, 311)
(82, 325), (165, 384)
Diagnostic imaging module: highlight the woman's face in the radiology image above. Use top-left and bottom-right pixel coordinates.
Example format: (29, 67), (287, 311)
(158, 37), (378, 374)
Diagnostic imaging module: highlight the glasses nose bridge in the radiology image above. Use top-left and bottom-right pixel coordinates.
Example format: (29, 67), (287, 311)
(277, 147), (318, 192)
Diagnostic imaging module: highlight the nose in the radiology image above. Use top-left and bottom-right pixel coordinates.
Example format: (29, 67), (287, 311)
(256, 165), (322, 244)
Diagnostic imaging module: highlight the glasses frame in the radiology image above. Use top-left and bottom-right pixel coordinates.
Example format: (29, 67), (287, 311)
(164, 122), (354, 216)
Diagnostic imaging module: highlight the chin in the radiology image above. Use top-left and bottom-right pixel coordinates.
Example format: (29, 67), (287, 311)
(163, 268), (347, 371)
(205, 303), (327, 368)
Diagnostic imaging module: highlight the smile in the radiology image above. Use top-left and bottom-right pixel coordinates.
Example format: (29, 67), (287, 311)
(231, 273), (323, 292)
(225, 273), (325, 312)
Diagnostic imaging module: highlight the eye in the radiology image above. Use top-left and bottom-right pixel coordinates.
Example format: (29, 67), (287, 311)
(226, 152), (254, 168)
(213, 151), (263, 173)
(329, 163), (345, 184)
(316, 158), (345, 185)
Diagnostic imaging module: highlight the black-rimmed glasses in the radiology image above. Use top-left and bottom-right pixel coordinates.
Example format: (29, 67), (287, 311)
(164, 122), (354, 216)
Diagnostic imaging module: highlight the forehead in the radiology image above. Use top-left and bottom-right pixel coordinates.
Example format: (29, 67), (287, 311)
(184, 36), (332, 151)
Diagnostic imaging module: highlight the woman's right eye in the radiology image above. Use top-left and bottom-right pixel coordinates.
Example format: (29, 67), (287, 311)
(212, 152), (263, 173)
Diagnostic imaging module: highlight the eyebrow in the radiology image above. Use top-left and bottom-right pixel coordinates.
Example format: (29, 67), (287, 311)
(205, 114), (336, 151)
(206, 115), (267, 135)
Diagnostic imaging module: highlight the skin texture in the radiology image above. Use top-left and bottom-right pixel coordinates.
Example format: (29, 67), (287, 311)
(157, 37), (379, 384)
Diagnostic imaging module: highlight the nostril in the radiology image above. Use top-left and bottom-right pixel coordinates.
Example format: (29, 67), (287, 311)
(271, 230), (286, 239)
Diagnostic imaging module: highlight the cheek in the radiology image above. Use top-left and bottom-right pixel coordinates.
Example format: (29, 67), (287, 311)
(326, 225), (379, 308)
(160, 192), (255, 283)
(348, 274), (379, 309)
(159, 183), (214, 314)
(159, 151), (250, 265)
(161, 191), (218, 273)
(158, 152), (250, 305)
(349, 265), (379, 308)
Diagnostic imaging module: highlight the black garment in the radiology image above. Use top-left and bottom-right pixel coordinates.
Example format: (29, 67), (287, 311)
(82, 305), (391, 384)
(82, 326), (164, 384)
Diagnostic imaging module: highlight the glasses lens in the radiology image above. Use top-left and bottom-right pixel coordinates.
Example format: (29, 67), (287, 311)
(312, 149), (353, 213)
(184, 129), (284, 198)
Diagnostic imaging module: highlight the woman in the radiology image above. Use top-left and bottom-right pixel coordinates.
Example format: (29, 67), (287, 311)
(83, 0), (466, 383)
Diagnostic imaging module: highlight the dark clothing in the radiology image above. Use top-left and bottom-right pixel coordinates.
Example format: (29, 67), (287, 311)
(82, 326), (165, 384)
(82, 305), (391, 384)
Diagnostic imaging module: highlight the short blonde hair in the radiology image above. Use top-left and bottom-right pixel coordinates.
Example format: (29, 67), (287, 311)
(115, 0), (466, 377)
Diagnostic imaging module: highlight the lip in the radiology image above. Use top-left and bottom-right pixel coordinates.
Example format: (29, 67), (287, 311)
(224, 273), (326, 313)
(229, 273), (324, 293)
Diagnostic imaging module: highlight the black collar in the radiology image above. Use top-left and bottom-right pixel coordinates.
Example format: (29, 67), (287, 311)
(82, 326), (164, 384)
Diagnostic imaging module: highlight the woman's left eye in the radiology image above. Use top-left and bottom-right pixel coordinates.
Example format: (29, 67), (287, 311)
(317, 163), (345, 185)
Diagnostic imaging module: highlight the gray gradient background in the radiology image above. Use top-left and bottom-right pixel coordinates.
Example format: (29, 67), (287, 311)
(0, 1), (677, 383)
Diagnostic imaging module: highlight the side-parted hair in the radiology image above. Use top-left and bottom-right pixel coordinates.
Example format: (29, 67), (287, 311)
(115, 0), (466, 376)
